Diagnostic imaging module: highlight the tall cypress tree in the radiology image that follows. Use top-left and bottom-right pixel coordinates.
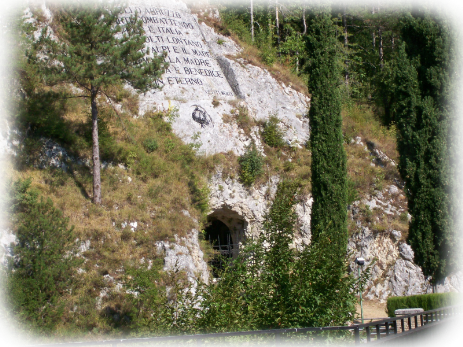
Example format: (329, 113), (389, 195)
(306, 9), (348, 257)
(33, 5), (167, 204)
(389, 12), (454, 284)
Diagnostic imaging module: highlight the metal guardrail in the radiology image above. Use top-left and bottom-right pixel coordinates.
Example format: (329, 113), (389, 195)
(355, 304), (461, 344)
(23, 305), (461, 347)
(11, 325), (360, 347)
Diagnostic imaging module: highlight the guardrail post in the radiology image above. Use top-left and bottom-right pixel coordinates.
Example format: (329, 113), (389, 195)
(354, 326), (360, 345)
(414, 315), (418, 328)
(376, 324), (381, 340)
(366, 326), (371, 342)
(393, 320), (398, 335)
(420, 314), (423, 327)
(408, 316), (412, 330)
(401, 318), (405, 332)
(385, 321), (390, 336)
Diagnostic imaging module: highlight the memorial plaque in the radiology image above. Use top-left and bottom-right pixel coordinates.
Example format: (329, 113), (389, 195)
(121, 1), (309, 156)
(121, 0), (235, 107)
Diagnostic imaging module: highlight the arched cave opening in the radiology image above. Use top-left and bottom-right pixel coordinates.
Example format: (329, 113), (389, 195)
(204, 219), (234, 254)
(204, 219), (233, 278)
(205, 210), (247, 277)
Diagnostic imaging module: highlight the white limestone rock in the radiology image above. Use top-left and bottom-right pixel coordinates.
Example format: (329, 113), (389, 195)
(398, 242), (414, 261)
(389, 259), (429, 297)
(209, 169), (312, 246)
(156, 229), (209, 285)
(125, 0), (309, 156)
(0, 229), (16, 267)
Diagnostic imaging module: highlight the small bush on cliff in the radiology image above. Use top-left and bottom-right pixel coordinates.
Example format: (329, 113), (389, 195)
(262, 115), (285, 148)
(238, 142), (264, 186)
(143, 138), (159, 153)
(0, 178), (37, 213)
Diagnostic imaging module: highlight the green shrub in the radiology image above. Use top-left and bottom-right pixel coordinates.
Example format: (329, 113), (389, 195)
(239, 142), (263, 186)
(386, 293), (459, 317)
(7, 179), (82, 332)
(262, 115), (285, 148)
(143, 138), (158, 153)
(0, 178), (37, 213)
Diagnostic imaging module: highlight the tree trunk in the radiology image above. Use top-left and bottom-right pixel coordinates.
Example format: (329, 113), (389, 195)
(91, 86), (102, 205)
(376, 1), (384, 70)
(275, 0), (280, 56)
(371, 4), (376, 49)
(268, 4), (272, 49)
(379, 26), (384, 69)
(251, 0), (254, 43)
(302, 5), (307, 34)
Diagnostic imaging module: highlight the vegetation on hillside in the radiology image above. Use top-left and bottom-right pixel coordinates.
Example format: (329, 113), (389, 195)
(215, 0), (456, 284)
(31, 5), (168, 204)
(3, 0), (455, 342)
(131, 181), (356, 347)
(384, 14), (455, 284)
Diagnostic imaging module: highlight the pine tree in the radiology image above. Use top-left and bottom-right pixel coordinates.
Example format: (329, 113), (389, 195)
(0, 196), (82, 346)
(306, 8), (348, 258)
(33, 5), (167, 204)
(395, 0), (463, 283)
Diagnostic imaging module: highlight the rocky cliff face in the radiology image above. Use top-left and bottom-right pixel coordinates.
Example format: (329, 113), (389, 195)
(127, 0), (310, 156)
(346, 137), (462, 300)
(1, 0), (460, 303)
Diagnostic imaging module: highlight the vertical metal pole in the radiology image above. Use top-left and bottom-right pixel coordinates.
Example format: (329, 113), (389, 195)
(354, 326), (360, 345)
(358, 265), (364, 324)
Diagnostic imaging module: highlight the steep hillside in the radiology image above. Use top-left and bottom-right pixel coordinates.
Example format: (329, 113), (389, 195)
(0, 0), (460, 342)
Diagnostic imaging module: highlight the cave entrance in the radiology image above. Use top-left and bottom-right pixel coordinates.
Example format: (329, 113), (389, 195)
(204, 219), (234, 258)
(205, 209), (247, 277)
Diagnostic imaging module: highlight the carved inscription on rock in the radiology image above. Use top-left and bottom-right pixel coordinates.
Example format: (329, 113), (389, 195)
(120, 6), (235, 98)
(191, 105), (213, 128)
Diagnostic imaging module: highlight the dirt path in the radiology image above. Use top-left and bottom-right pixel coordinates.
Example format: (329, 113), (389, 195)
(355, 299), (388, 322)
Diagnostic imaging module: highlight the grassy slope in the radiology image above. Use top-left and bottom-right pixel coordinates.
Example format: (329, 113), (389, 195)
(6, 8), (408, 339)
